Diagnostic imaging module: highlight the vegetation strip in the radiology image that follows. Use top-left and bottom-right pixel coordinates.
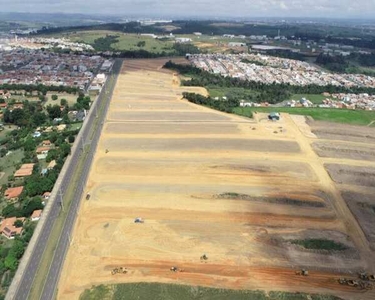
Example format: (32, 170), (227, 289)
(27, 63), (120, 300)
(80, 283), (343, 300)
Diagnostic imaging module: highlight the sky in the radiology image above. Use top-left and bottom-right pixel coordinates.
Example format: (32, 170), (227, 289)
(0, 0), (375, 19)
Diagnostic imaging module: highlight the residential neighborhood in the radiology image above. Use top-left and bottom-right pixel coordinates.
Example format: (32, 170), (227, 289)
(0, 49), (109, 90)
(189, 53), (375, 88)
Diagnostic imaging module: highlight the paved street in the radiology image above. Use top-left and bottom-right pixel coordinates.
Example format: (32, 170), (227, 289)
(10, 59), (122, 300)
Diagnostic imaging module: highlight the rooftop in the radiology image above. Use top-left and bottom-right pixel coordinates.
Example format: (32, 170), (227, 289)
(4, 186), (24, 199)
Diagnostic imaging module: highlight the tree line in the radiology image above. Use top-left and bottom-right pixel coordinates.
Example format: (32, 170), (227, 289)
(182, 92), (240, 114)
(0, 84), (79, 95)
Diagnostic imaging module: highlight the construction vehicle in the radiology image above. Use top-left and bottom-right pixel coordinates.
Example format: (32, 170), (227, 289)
(200, 254), (208, 261)
(359, 272), (375, 281)
(111, 267), (127, 275)
(134, 217), (144, 223)
(170, 266), (178, 272)
(295, 269), (309, 276)
(338, 278), (359, 287)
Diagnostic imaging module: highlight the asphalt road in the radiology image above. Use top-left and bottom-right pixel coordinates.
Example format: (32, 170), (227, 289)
(10, 59), (122, 300)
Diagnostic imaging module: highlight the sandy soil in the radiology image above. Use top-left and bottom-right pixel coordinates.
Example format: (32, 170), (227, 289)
(58, 59), (375, 300)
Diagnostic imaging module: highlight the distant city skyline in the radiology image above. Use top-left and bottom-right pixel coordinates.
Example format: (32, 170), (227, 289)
(0, 0), (375, 19)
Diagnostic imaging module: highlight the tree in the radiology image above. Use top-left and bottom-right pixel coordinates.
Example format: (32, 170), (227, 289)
(9, 240), (25, 259)
(2, 204), (22, 218)
(49, 132), (58, 143)
(68, 135), (75, 143)
(51, 94), (58, 101)
(22, 197), (44, 216)
(46, 105), (62, 119)
(13, 220), (23, 228)
(23, 138), (37, 152)
(4, 254), (18, 271)
(60, 98), (68, 106)
(137, 41), (146, 47)
(59, 142), (71, 158)
(32, 112), (47, 127)
(10, 108), (28, 126)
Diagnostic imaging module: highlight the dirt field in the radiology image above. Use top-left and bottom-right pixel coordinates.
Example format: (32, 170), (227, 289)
(313, 142), (375, 161)
(325, 164), (375, 188)
(309, 121), (375, 144)
(58, 59), (375, 300)
(341, 191), (375, 251)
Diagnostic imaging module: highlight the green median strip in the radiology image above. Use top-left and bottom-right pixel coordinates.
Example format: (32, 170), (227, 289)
(28, 71), (118, 300)
(28, 145), (90, 300)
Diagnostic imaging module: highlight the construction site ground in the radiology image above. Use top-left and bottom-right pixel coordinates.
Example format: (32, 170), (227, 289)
(58, 58), (375, 300)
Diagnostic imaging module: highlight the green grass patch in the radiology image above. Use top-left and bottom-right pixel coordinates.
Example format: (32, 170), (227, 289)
(233, 107), (375, 126)
(291, 239), (348, 251)
(0, 125), (17, 141)
(80, 284), (113, 300)
(0, 149), (24, 186)
(69, 122), (83, 131)
(208, 86), (259, 100)
(54, 30), (175, 54)
(289, 94), (328, 104)
(80, 283), (343, 300)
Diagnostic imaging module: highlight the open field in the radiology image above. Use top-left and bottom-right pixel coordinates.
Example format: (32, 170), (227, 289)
(53, 30), (175, 53)
(44, 92), (78, 106)
(234, 107), (375, 126)
(58, 59), (375, 300)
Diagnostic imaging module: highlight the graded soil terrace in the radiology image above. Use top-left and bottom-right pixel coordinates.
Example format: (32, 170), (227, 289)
(58, 59), (375, 300)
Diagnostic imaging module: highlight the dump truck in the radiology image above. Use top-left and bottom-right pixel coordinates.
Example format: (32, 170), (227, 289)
(296, 269), (309, 276)
(359, 272), (375, 281)
(200, 254), (208, 261)
(134, 217), (144, 223)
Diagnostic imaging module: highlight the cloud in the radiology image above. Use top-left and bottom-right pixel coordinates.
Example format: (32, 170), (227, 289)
(0, 0), (374, 18)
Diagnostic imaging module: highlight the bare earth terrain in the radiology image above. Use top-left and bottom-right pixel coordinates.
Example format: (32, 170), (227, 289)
(58, 59), (375, 299)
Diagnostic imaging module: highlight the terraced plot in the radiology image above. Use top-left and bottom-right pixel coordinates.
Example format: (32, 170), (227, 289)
(58, 59), (375, 300)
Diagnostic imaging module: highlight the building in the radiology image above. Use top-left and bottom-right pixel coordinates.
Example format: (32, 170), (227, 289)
(36, 146), (50, 154)
(175, 37), (192, 44)
(31, 209), (42, 221)
(14, 163), (34, 177)
(42, 140), (51, 147)
(88, 85), (101, 97)
(47, 160), (56, 170)
(0, 217), (25, 239)
(4, 186), (24, 201)
(228, 42), (246, 47)
(43, 191), (51, 200)
(268, 112), (280, 121)
(32, 131), (41, 138)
